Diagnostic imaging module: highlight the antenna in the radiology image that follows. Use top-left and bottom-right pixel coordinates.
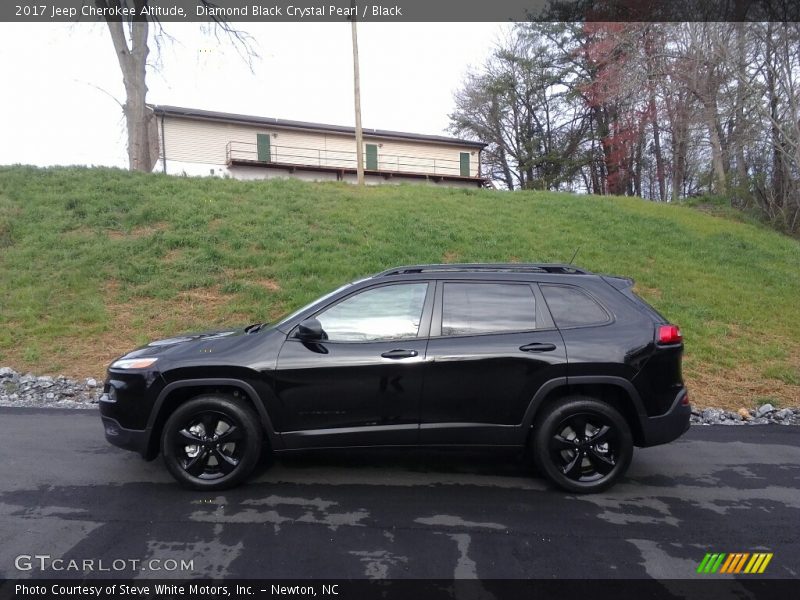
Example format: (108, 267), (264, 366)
(569, 247), (580, 265)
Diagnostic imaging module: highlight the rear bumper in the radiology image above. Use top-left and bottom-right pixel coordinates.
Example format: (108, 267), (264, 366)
(101, 416), (151, 458)
(638, 388), (691, 447)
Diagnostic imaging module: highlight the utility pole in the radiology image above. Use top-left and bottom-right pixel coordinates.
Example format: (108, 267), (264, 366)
(350, 2), (365, 185)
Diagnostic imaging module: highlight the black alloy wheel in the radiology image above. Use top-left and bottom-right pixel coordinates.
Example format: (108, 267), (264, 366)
(533, 396), (633, 493)
(161, 395), (262, 490)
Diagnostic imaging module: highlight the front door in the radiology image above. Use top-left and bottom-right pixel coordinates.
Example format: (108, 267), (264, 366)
(420, 281), (567, 445)
(276, 282), (433, 448)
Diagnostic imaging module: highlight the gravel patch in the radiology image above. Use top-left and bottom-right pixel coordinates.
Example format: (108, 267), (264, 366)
(690, 404), (800, 426)
(0, 367), (102, 409)
(2, 366), (799, 424)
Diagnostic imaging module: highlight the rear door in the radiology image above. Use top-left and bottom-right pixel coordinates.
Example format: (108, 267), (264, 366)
(420, 280), (567, 445)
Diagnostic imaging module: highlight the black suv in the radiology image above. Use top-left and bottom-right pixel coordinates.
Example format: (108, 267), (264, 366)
(100, 264), (690, 493)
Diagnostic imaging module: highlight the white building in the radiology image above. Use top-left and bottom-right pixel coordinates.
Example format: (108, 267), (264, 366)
(151, 105), (489, 188)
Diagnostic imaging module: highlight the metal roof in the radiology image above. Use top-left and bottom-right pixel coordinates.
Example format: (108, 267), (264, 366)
(150, 105), (487, 149)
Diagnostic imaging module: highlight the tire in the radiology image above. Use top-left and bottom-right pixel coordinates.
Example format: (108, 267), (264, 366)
(532, 396), (633, 494)
(161, 394), (263, 490)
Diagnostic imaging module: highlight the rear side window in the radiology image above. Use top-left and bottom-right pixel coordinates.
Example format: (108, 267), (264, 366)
(541, 284), (609, 328)
(442, 283), (536, 336)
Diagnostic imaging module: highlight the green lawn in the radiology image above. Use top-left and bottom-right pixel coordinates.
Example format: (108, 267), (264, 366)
(1, 165), (798, 409)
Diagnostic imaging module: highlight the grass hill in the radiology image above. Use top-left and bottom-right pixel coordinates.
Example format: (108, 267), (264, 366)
(1, 165), (798, 410)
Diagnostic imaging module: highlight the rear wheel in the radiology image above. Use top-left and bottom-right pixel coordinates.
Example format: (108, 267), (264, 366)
(161, 394), (262, 490)
(533, 396), (633, 493)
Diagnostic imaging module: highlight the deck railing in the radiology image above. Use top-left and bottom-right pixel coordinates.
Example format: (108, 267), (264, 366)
(226, 140), (474, 178)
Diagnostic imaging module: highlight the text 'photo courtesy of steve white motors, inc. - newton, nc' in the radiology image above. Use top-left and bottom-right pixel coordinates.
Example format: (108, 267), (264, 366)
(16, 3), (404, 19)
(14, 583), (338, 597)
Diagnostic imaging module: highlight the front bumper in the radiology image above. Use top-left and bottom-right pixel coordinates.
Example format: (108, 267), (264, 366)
(101, 415), (150, 457)
(638, 388), (691, 447)
(99, 369), (163, 459)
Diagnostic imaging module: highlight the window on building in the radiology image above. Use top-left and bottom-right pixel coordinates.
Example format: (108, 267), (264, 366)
(460, 152), (471, 177)
(366, 144), (378, 170)
(257, 133), (271, 163)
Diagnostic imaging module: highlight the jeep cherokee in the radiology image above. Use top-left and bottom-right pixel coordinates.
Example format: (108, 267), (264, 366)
(99, 263), (690, 493)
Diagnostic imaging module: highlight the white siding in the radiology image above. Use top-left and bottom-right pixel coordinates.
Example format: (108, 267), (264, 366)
(158, 116), (481, 180)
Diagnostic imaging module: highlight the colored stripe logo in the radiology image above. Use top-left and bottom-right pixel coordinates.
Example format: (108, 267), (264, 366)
(697, 552), (773, 574)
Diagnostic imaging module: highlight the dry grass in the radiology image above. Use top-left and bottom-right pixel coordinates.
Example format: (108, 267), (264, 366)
(685, 365), (800, 411)
(685, 325), (800, 410)
(442, 250), (460, 263)
(106, 222), (168, 239)
(3, 281), (251, 379)
(632, 283), (663, 299)
(255, 278), (281, 292)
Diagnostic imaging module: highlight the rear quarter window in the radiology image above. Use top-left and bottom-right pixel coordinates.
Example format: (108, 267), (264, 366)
(540, 284), (610, 328)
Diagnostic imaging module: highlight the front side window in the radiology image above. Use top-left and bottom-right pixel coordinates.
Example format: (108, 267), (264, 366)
(441, 283), (536, 336)
(316, 283), (428, 342)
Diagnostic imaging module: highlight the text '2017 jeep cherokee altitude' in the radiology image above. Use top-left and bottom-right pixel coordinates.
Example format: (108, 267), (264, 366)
(100, 264), (690, 493)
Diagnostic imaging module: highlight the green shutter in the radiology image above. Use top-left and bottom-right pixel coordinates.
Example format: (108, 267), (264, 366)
(257, 133), (271, 162)
(366, 144), (378, 170)
(460, 152), (471, 177)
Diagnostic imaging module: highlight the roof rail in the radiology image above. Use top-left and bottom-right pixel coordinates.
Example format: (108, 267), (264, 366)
(375, 263), (590, 277)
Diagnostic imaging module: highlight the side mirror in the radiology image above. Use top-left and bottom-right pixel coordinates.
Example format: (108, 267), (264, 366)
(296, 318), (325, 341)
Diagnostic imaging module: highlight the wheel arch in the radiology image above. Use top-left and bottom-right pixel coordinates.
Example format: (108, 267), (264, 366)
(144, 378), (282, 460)
(522, 377), (646, 446)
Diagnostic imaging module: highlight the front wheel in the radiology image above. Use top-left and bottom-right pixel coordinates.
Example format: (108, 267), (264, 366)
(533, 396), (633, 494)
(161, 394), (263, 490)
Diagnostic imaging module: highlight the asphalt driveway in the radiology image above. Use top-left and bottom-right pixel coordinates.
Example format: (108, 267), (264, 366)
(0, 407), (798, 581)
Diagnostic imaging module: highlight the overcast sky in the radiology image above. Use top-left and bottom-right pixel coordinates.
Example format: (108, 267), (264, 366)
(0, 22), (507, 168)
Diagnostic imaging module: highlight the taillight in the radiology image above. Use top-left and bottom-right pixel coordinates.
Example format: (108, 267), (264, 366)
(657, 324), (683, 344)
(681, 391), (690, 406)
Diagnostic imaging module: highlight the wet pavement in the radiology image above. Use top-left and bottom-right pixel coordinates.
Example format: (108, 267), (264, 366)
(0, 407), (798, 580)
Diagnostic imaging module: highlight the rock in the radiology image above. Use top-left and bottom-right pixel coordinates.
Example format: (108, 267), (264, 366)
(86, 378), (97, 388)
(0, 370), (103, 410)
(737, 408), (751, 421)
(36, 376), (55, 389)
(775, 408), (793, 421)
(755, 403), (775, 418)
(702, 408), (723, 423)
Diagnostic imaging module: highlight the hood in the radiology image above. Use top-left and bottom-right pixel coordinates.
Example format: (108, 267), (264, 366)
(119, 326), (258, 361)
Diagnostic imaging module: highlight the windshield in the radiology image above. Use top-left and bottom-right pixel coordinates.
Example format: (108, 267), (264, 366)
(274, 279), (368, 328)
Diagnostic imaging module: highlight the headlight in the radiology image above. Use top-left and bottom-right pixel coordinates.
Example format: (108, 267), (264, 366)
(110, 357), (159, 370)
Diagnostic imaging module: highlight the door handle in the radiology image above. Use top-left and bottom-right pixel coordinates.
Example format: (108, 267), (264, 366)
(381, 349), (419, 359)
(519, 342), (557, 352)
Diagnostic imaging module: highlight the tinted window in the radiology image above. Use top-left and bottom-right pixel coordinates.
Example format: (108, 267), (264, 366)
(317, 283), (428, 342)
(442, 283), (536, 336)
(541, 285), (609, 328)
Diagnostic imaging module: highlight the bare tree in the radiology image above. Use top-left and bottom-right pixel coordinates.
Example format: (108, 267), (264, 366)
(94, 1), (256, 172)
(450, 21), (800, 232)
